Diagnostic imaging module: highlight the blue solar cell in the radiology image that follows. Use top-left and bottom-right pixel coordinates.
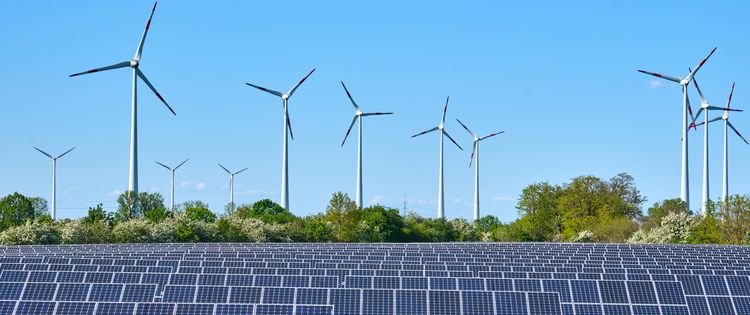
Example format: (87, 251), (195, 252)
(0, 282), (23, 300)
(22, 282), (57, 301)
(362, 289), (393, 315)
(632, 305), (660, 315)
(458, 278), (484, 290)
(135, 303), (175, 315)
(296, 305), (334, 315)
(198, 274), (225, 286)
(162, 286), (195, 303)
(462, 291), (494, 315)
(574, 304), (603, 315)
(297, 288), (327, 305)
(429, 290), (460, 315)
(168, 273), (196, 285)
(56, 283), (90, 301)
(346, 276), (372, 289)
(57, 272), (85, 283)
(528, 292), (561, 315)
(654, 282), (686, 305)
(372, 277), (399, 290)
(703, 275), (730, 295)
(708, 296), (735, 315)
(0, 301), (14, 315)
(0, 270), (28, 282)
(430, 277), (456, 290)
(215, 304), (254, 315)
(561, 303), (574, 315)
(122, 284), (156, 302)
(487, 278), (513, 291)
(112, 272), (141, 284)
(229, 286), (261, 303)
(15, 301), (55, 315)
(628, 281), (658, 304)
(330, 289), (360, 315)
(56, 301), (96, 315)
(675, 275), (703, 295)
(571, 280), (600, 303)
(94, 302), (135, 315)
(734, 297), (750, 315)
(263, 287), (295, 304)
(227, 275), (254, 286)
(542, 279), (571, 303)
(196, 286), (229, 303)
(660, 305), (689, 315)
(28, 271), (56, 282)
(602, 304), (629, 315)
(141, 273), (170, 288)
(599, 280), (628, 304)
(255, 304), (293, 315)
(516, 279), (542, 292)
(402, 277), (428, 290)
(727, 276), (750, 296)
(175, 303), (214, 314)
(494, 291), (527, 315)
(686, 296), (710, 315)
(88, 284), (122, 302)
(282, 275), (310, 287)
(84, 272), (113, 283)
(255, 275), (282, 287)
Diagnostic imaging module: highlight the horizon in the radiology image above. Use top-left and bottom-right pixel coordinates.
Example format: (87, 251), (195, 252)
(1, 1), (749, 221)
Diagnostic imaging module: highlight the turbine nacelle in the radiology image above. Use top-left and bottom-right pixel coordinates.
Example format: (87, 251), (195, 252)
(129, 60), (139, 68)
(680, 79), (690, 86)
(282, 94), (289, 100)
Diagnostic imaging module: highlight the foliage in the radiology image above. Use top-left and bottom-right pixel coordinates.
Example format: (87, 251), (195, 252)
(0, 192), (42, 232)
(571, 230), (596, 243)
(61, 219), (113, 244)
(628, 211), (696, 244)
(115, 191), (167, 222)
(716, 195), (750, 244)
(83, 204), (111, 225)
(182, 201), (216, 223)
(236, 199), (295, 224)
(0, 217), (61, 245)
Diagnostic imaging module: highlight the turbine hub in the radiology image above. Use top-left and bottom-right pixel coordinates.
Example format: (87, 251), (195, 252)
(680, 79), (689, 86)
(356, 110), (362, 116)
(723, 114), (729, 120)
(129, 60), (139, 68)
(702, 103), (709, 109)
(438, 124), (444, 130)
(282, 94), (289, 100)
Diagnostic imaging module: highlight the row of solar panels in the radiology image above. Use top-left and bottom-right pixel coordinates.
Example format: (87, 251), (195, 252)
(0, 301), (333, 315)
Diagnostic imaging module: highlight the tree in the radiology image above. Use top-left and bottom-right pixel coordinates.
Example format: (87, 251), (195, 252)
(357, 205), (404, 242)
(116, 191), (167, 222)
(642, 199), (688, 231)
(182, 201), (216, 223)
(236, 199), (295, 224)
(83, 204), (111, 225)
(716, 195), (750, 244)
(28, 197), (49, 218)
(516, 182), (562, 241)
(0, 193), (39, 232)
(324, 192), (361, 242)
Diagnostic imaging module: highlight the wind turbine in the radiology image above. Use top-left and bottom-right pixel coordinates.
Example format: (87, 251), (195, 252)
(155, 159), (189, 212)
(456, 119), (504, 221)
(638, 47), (717, 210)
(69, 2), (176, 202)
(411, 97), (463, 218)
(692, 82), (748, 204)
(34, 147), (75, 220)
(340, 81), (394, 208)
(245, 68), (316, 212)
(687, 76), (743, 214)
(218, 164), (248, 212)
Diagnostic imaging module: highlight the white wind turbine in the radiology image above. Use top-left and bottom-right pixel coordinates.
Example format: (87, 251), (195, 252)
(218, 164), (248, 211)
(34, 147), (75, 220)
(638, 47), (717, 210)
(687, 76), (743, 214)
(245, 69), (316, 212)
(340, 81), (394, 208)
(70, 2), (176, 201)
(692, 82), (748, 204)
(155, 159), (189, 212)
(411, 97), (463, 218)
(456, 119), (504, 221)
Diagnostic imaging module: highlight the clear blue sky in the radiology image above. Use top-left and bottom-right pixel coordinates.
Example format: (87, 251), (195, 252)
(1, 1), (749, 221)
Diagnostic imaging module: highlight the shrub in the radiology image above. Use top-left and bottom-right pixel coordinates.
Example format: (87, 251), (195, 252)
(112, 219), (153, 243)
(61, 220), (113, 244)
(0, 218), (61, 245)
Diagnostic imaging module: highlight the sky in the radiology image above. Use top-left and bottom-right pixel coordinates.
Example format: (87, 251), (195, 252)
(1, 1), (749, 222)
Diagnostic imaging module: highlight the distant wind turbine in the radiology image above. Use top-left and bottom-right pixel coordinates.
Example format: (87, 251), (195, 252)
(155, 159), (189, 212)
(456, 119), (504, 221)
(34, 147), (75, 220)
(69, 2), (176, 202)
(411, 97), (463, 218)
(638, 47), (717, 210)
(687, 76), (742, 214)
(340, 81), (394, 208)
(218, 164), (248, 211)
(692, 82), (748, 204)
(245, 69), (316, 212)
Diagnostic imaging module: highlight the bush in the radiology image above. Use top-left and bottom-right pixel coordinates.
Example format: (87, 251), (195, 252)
(0, 218), (61, 245)
(61, 220), (113, 244)
(214, 216), (268, 242)
(572, 230), (596, 243)
(628, 211), (696, 244)
(112, 219), (153, 243)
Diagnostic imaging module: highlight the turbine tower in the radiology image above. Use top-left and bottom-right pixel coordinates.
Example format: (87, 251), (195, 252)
(456, 119), (504, 221)
(411, 97), (463, 218)
(218, 164), (248, 212)
(693, 82), (748, 204)
(688, 76), (742, 214)
(70, 2), (176, 202)
(34, 147), (75, 220)
(155, 159), (189, 212)
(638, 47), (717, 210)
(245, 69), (316, 212)
(340, 81), (394, 208)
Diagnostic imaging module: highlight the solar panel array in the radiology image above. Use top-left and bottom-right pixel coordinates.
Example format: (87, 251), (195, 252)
(0, 243), (748, 314)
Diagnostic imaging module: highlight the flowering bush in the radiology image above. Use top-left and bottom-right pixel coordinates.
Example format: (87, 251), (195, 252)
(61, 220), (112, 244)
(628, 211), (696, 244)
(0, 218), (61, 245)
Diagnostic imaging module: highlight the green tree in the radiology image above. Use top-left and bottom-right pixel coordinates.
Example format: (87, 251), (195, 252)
(716, 195), (750, 244)
(236, 199), (295, 224)
(357, 205), (404, 242)
(83, 204), (111, 225)
(516, 182), (563, 241)
(182, 201), (216, 223)
(0, 193), (39, 232)
(324, 192), (361, 242)
(642, 199), (688, 231)
(116, 191), (167, 222)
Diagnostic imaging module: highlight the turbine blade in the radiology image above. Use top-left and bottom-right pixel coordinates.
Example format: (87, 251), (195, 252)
(218, 163), (231, 174)
(689, 68), (707, 105)
(684, 47), (718, 83)
(637, 70), (681, 83)
(133, 2), (158, 62)
(687, 92), (697, 130)
(693, 116), (723, 128)
(707, 106), (742, 112)
(174, 159), (189, 170)
(56, 147), (76, 159)
(245, 83), (283, 97)
(480, 131), (505, 140)
(689, 108), (704, 130)
(441, 96), (449, 125)
(155, 161), (172, 170)
(284, 106), (294, 140)
(727, 82), (736, 109)
(69, 61), (130, 77)
(469, 142), (476, 168)
(286, 68), (316, 97)
(443, 130), (463, 151)
(136, 68), (176, 115)
(341, 116), (359, 146)
(33, 147), (53, 159)
(728, 121), (749, 145)
(234, 167), (248, 175)
(361, 112), (393, 116)
(411, 126), (439, 138)
(455, 119), (477, 139)
(340, 81), (362, 112)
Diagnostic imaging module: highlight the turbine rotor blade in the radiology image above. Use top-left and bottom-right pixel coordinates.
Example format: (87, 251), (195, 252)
(217, 163), (231, 174)
(637, 70), (681, 83)
(687, 91), (697, 130)
(441, 96), (449, 125)
(455, 119), (477, 139)
(480, 131), (505, 140)
(411, 126), (439, 138)
(694, 116), (724, 128)
(684, 47), (718, 84)
(33, 147), (53, 159)
(234, 167), (248, 175)
(245, 83), (283, 97)
(133, 2), (158, 62)
(340, 81), (362, 112)
(689, 108), (705, 130)
(284, 105), (294, 140)
(728, 121), (749, 145)
(469, 142), (476, 168)
(155, 161), (172, 171)
(341, 115), (359, 147)
(56, 147), (76, 159)
(443, 130), (463, 151)
(689, 68), (707, 105)
(286, 68), (316, 98)
(174, 159), (189, 170)
(69, 61), (130, 77)
(707, 106), (742, 112)
(361, 112), (393, 116)
(136, 68), (176, 115)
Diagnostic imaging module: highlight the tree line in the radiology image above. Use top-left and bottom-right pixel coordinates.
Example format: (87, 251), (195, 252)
(1, 172), (749, 245)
